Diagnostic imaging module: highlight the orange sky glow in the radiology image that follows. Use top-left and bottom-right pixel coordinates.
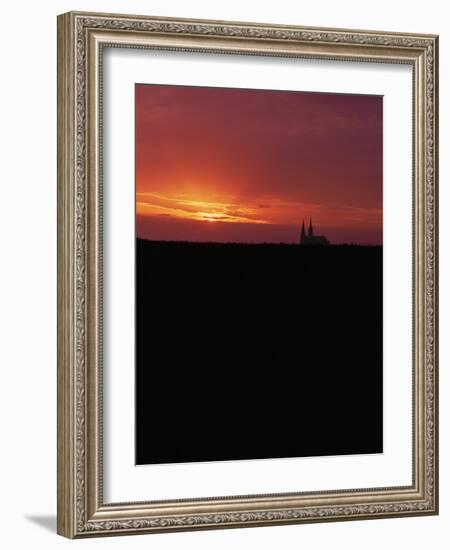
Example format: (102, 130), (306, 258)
(136, 84), (383, 244)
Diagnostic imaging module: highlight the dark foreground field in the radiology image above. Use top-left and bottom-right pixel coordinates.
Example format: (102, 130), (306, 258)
(136, 239), (383, 465)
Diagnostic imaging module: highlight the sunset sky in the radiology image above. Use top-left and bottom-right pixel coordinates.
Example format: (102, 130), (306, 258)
(136, 84), (382, 245)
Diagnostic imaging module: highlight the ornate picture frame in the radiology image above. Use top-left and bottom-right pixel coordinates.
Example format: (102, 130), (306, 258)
(57, 11), (438, 538)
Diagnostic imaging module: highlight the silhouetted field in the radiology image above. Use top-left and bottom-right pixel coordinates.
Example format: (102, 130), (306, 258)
(136, 239), (383, 465)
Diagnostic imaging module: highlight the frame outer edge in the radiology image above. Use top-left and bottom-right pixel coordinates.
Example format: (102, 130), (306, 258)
(56, 10), (439, 538)
(57, 12), (77, 539)
(62, 10), (438, 40)
(432, 35), (439, 515)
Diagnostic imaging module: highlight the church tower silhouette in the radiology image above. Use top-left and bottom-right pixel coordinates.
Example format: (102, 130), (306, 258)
(300, 220), (306, 241)
(300, 218), (330, 245)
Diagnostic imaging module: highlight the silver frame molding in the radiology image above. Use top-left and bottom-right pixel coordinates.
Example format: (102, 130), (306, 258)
(57, 11), (439, 538)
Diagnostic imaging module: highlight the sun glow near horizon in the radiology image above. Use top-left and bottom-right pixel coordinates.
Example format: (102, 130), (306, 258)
(136, 191), (272, 225)
(136, 189), (382, 233)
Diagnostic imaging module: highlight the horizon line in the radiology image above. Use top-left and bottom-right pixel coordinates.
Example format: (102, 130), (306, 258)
(136, 237), (382, 247)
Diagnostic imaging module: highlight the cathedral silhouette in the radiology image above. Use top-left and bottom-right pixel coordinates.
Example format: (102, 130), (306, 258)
(300, 219), (329, 245)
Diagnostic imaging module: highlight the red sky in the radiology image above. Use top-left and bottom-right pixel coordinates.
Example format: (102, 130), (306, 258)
(136, 84), (382, 245)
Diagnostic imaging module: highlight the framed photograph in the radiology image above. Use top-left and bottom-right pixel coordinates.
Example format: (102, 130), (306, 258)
(57, 11), (439, 538)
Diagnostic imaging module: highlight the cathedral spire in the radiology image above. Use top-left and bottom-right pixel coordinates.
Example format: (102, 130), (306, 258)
(300, 220), (306, 244)
(299, 216), (329, 245)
